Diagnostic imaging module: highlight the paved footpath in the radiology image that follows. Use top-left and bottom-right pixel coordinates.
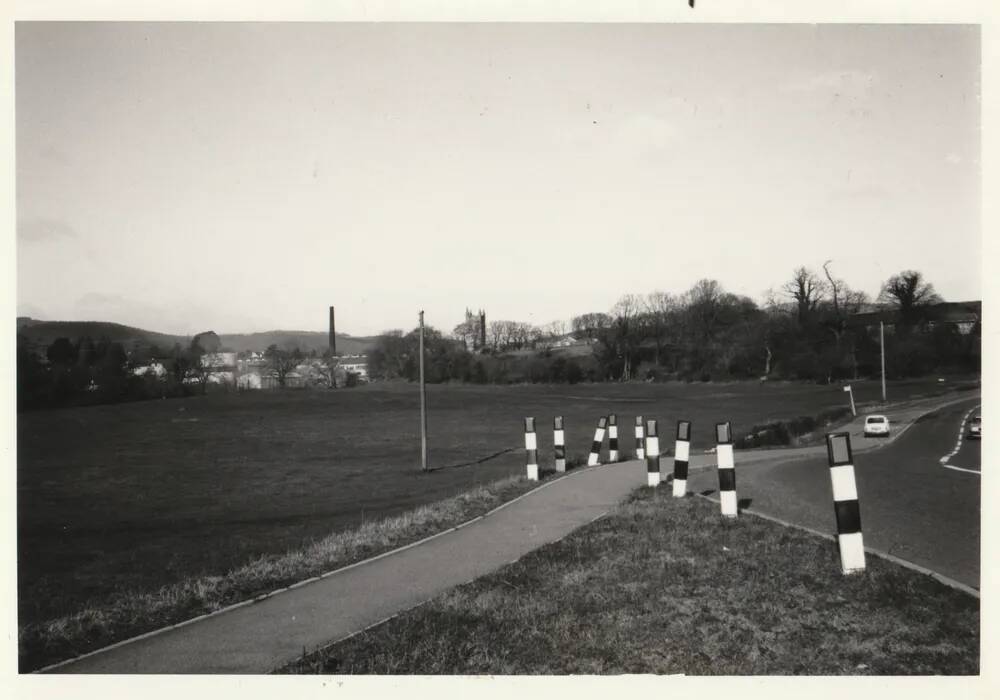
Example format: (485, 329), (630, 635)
(48, 392), (973, 674)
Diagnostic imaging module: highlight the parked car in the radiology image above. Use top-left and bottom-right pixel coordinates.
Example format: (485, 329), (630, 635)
(863, 414), (891, 438)
(967, 416), (981, 440)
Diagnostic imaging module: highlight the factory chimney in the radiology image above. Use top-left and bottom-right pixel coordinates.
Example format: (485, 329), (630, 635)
(329, 306), (337, 356)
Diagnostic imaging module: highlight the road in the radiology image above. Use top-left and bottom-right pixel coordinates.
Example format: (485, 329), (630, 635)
(686, 396), (982, 589)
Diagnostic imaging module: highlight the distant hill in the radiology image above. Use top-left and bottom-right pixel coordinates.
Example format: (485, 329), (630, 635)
(218, 331), (375, 355)
(16, 318), (375, 356)
(16, 319), (189, 353)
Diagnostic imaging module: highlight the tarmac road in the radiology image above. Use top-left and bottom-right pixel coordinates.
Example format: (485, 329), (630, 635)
(686, 395), (982, 589)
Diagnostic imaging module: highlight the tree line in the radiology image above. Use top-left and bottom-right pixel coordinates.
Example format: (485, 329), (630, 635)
(17, 336), (209, 410)
(15, 331), (371, 410)
(368, 267), (980, 385)
(17, 266), (980, 409)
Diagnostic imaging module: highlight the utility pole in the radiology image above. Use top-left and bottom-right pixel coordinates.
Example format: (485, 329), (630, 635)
(419, 310), (428, 472)
(880, 321), (887, 403)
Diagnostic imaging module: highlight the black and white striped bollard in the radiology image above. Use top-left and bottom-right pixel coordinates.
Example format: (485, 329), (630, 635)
(716, 422), (737, 517)
(672, 420), (691, 498)
(554, 416), (566, 473)
(645, 419), (660, 487)
(635, 416), (645, 460)
(588, 416), (607, 466)
(825, 432), (866, 574)
(524, 417), (538, 481)
(608, 413), (619, 462)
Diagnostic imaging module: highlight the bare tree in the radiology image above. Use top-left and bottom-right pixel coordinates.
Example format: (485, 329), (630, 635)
(541, 319), (567, 338)
(782, 267), (826, 325)
(878, 270), (943, 328)
(682, 279), (725, 344)
(571, 312), (613, 339)
(487, 320), (506, 351)
(609, 294), (643, 380)
(644, 291), (678, 366)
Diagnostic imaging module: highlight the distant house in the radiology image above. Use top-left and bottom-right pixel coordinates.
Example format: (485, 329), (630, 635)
(202, 352), (237, 368)
(336, 355), (369, 380)
(132, 360), (168, 378)
(237, 372), (263, 390)
(200, 351), (238, 385)
(236, 369), (286, 390)
(551, 334), (582, 348)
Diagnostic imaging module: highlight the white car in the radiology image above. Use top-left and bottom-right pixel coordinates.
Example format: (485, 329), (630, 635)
(967, 416), (981, 440)
(863, 414), (891, 438)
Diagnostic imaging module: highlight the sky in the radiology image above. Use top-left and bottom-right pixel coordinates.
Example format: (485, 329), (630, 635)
(15, 22), (981, 337)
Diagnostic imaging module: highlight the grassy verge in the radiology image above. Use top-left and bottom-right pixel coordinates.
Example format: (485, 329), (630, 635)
(283, 488), (979, 675)
(734, 406), (854, 449)
(19, 469), (566, 672)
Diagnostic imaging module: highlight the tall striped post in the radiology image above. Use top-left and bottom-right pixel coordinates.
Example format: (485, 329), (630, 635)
(554, 416), (566, 473)
(645, 419), (660, 487)
(608, 413), (619, 462)
(634, 416), (645, 460)
(826, 432), (866, 575)
(673, 420), (691, 498)
(587, 416), (607, 466)
(524, 417), (538, 481)
(716, 422), (737, 517)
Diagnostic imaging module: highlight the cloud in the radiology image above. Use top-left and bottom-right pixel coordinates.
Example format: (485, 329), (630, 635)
(17, 217), (78, 244)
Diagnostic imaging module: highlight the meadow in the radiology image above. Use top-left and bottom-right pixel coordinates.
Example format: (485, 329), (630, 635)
(17, 376), (966, 630)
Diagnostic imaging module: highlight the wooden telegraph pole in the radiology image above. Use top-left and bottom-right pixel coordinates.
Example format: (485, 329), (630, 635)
(419, 310), (428, 472)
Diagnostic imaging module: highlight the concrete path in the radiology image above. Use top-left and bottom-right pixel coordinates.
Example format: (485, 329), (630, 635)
(48, 391), (973, 674)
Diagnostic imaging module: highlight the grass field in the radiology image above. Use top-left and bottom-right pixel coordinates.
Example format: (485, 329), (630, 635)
(19, 473), (552, 671)
(17, 376), (972, 633)
(284, 488), (980, 675)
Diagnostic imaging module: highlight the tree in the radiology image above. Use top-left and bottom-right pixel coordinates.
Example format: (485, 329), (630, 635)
(17, 334), (48, 409)
(782, 267), (826, 326)
(607, 294), (643, 380)
(878, 270), (943, 329)
(571, 312), (612, 339)
(186, 338), (219, 394)
(46, 337), (77, 366)
(265, 344), (303, 388)
(368, 330), (412, 380)
(643, 291), (679, 367)
(94, 340), (129, 399)
(820, 260), (870, 379)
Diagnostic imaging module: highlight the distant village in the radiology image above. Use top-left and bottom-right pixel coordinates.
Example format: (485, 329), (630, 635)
(131, 348), (369, 390)
(126, 316), (369, 391)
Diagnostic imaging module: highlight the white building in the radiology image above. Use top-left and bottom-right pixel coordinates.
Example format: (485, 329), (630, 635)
(336, 355), (369, 380)
(132, 361), (168, 378)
